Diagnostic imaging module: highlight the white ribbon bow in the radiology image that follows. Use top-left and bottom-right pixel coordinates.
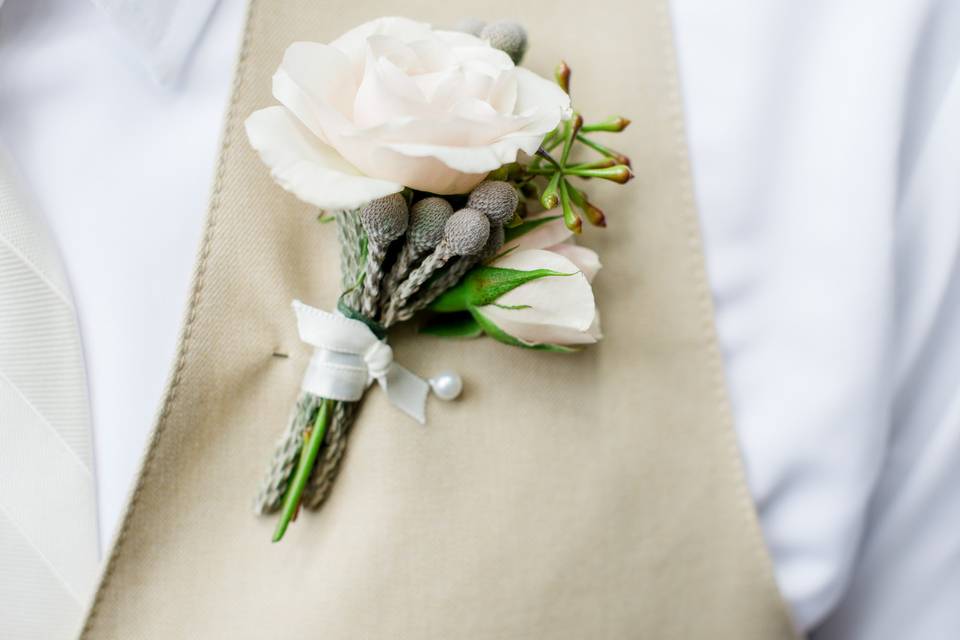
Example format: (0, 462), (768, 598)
(292, 300), (430, 424)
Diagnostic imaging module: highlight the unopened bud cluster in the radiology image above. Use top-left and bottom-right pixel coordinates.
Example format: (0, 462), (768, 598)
(347, 178), (520, 328)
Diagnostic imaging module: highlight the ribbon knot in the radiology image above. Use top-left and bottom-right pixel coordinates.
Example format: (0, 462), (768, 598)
(363, 341), (394, 382)
(292, 300), (430, 424)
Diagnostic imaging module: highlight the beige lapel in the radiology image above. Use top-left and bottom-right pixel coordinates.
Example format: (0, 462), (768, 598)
(78, 0), (797, 637)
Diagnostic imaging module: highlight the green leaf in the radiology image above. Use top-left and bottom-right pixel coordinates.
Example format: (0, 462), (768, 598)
(434, 266), (575, 312)
(430, 278), (470, 312)
(470, 266), (575, 307)
(503, 215), (562, 243)
(469, 307), (575, 353)
(419, 313), (483, 339)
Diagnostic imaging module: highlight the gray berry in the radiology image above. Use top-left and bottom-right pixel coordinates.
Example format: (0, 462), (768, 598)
(480, 21), (528, 65)
(360, 193), (408, 245)
(443, 208), (490, 256)
(481, 223), (505, 260)
(467, 180), (518, 225)
(454, 17), (486, 37)
(408, 197), (454, 252)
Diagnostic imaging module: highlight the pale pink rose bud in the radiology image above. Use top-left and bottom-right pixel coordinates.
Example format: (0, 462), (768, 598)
(478, 248), (601, 346)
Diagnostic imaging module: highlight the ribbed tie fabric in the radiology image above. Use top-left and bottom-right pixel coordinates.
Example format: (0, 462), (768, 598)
(0, 149), (100, 638)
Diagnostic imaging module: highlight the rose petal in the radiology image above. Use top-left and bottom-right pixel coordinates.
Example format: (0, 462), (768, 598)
(330, 17), (434, 72)
(383, 129), (545, 173)
(362, 151), (487, 194)
(587, 312), (603, 340)
(548, 244), (602, 283)
(407, 37), (457, 74)
(514, 67), (573, 127)
(482, 305), (601, 346)
(274, 42), (357, 127)
(504, 210), (573, 252)
(488, 72), (519, 114)
(492, 249), (595, 328)
(353, 51), (433, 127)
(481, 249), (598, 346)
(245, 106), (402, 210)
(433, 29), (490, 50)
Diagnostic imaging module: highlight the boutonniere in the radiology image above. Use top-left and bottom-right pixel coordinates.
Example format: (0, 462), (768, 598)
(245, 16), (632, 541)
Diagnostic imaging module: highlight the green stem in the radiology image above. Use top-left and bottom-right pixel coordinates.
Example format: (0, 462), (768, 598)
(525, 163), (631, 181)
(535, 147), (561, 169)
(568, 158), (617, 171)
(581, 116), (630, 133)
(524, 167), (557, 176)
(545, 135), (564, 152)
(576, 133), (628, 165)
(272, 398), (332, 542)
(529, 131), (563, 172)
(541, 129), (561, 151)
(560, 114), (582, 167)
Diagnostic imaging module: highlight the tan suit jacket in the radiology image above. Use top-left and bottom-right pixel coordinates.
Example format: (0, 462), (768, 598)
(78, 1), (797, 637)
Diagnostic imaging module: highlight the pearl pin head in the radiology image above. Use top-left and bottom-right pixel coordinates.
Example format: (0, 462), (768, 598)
(429, 371), (463, 401)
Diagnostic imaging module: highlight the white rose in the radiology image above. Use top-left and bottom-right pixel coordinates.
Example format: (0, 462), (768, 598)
(476, 212), (602, 346)
(245, 17), (571, 210)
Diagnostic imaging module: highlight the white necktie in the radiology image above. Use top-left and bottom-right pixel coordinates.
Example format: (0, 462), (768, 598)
(0, 149), (100, 638)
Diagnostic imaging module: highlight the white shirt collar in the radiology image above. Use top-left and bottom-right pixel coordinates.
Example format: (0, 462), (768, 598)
(91, 0), (222, 85)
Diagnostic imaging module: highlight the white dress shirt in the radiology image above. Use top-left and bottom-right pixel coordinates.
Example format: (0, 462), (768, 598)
(1, 0), (958, 636)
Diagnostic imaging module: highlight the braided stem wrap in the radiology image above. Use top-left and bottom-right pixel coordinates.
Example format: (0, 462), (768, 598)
(393, 255), (479, 324)
(359, 242), (388, 319)
(382, 248), (451, 326)
(336, 209), (365, 309)
(381, 243), (421, 299)
(254, 394), (359, 515)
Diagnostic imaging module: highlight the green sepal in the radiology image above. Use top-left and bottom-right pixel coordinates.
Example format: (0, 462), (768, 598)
(419, 313), (483, 339)
(503, 215), (562, 243)
(430, 266), (573, 312)
(469, 307), (575, 353)
(487, 165), (511, 181)
(505, 211), (524, 228)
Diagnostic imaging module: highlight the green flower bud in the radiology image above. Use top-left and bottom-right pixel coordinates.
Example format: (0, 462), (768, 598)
(555, 61), (571, 94)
